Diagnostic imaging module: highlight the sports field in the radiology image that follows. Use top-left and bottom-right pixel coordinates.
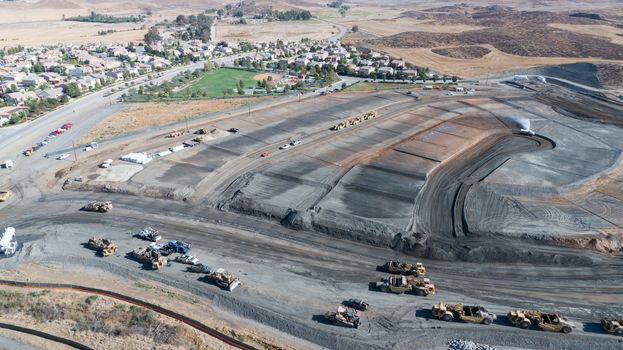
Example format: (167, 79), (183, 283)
(174, 68), (259, 98)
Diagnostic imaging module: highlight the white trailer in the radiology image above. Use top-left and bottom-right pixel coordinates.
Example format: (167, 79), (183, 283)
(0, 227), (16, 256)
(3, 160), (13, 169)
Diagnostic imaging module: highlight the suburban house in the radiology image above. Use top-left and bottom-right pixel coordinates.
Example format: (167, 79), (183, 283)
(36, 87), (65, 99)
(4, 91), (38, 105)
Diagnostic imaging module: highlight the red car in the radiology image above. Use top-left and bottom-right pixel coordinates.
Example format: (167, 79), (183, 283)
(261, 152), (269, 158)
(62, 123), (73, 129)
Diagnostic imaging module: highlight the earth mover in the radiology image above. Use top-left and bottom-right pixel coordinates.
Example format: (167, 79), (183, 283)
(382, 260), (426, 276)
(601, 318), (623, 336)
(376, 275), (436, 296)
(432, 303), (496, 325)
(82, 201), (112, 213)
(325, 306), (361, 328)
(507, 310), (573, 333)
(87, 237), (118, 257)
(0, 191), (11, 202)
(132, 246), (167, 270)
(204, 268), (241, 291)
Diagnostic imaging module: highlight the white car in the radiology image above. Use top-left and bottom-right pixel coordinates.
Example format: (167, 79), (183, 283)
(56, 153), (70, 160)
(175, 254), (199, 265)
(279, 144), (291, 150)
(290, 139), (301, 146)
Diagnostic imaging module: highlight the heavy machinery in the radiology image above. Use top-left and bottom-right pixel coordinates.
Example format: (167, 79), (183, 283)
(376, 275), (436, 296)
(330, 111), (377, 131)
(601, 318), (623, 336)
(432, 303), (496, 325)
(343, 298), (369, 311)
(0, 191), (11, 202)
(82, 201), (113, 213)
(194, 128), (207, 135)
(23, 149), (33, 157)
(325, 306), (361, 328)
(134, 227), (161, 242)
(188, 263), (213, 273)
(87, 237), (118, 257)
(132, 247), (167, 270)
(382, 260), (426, 276)
(0, 227), (17, 256)
(204, 268), (241, 291)
(167, 130), (183, 138)
(507, 310), (573, 333)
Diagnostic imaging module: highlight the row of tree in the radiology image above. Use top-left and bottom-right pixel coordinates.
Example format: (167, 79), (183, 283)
(64, 12), (143, 23)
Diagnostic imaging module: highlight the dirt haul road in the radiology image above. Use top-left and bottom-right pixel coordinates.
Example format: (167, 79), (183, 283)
(1, 191), (622, 350)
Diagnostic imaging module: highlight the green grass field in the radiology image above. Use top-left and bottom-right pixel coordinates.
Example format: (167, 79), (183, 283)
(342, 82), (413, 92)
(174, 68), (259, 98)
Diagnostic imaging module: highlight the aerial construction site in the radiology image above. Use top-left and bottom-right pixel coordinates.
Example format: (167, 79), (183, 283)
(1, 74), (622, 349)
(0, 1), (623, 349)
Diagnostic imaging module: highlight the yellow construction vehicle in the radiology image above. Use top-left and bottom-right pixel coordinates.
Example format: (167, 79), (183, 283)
(382, 260), (426, 276)
(0, 191), (11, 202)
(376, 275), (436, 296)
(432, 303), (496, 325)
(87, 237), (118, 257)
(507, 310), (573, 333)
(601, 318), (623, 336)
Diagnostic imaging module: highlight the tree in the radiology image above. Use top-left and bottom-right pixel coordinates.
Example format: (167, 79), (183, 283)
(64, 83), (81, 98)
(217, 9), (224, 16)
(352, 25), (359, 32)
(144, 27), (161, 45)
(175, 15), (187, 25)
(432, 74), (439, 82)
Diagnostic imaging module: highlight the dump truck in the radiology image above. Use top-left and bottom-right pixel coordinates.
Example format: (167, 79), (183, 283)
(325, 306), (361, 328)
(132, 246), (167, 270)
(432, 303), (496, 325)
(87, 237), (118, 257)
(0, 191), (11, 202)
(382, 260), (426, 276)
(134, 227), (161, 242)
(601, 318), (623, 336)
(507, 310), (573, 333)
(204, 268), (241, 291)
(82, 201), (112, 212)
(376, 275), (436, 296)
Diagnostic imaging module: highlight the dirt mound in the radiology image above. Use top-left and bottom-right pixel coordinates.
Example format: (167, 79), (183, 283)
(431, 46), (491, 59)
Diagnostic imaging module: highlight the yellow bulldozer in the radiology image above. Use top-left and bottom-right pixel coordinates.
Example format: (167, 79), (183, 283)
(82, 201), (113, 213)
(87, 237), (118, 257)
(382, 260), (426, 276)
(432, 303), (496, 325)
(601, 318), (623, 336)
(507, 309), (573, 333)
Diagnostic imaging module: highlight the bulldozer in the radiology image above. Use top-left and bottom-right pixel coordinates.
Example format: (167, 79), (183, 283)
(601, 318), (623, 336)
(432, 303), (496, 325)
(330, 111), (377, 131)
(132, 246), (167, 270)
(382, 260), (426, 276)
(325, 306), (360, 328)
(507, 310), (573, 333)
(82, 201), (113, 213)
(204, 268), (241, 291)
(23, 149), (33, 157)
(194, 128), (207, 135)
(376, 275), (436, 296)
(87, 237), (118, 257)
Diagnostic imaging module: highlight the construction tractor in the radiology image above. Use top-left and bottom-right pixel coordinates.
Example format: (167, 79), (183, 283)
(204, 268), (241, 291)
(382, 261), (426, 276)
(194, 128), (207, 135)
(0, 191), (11, 202)
(330, 111), (377, 131)
(132, 246), (167, 270)
(167, 130), (184, 138)
(601, 318), (623, 336)
(325, 306), (361, 328)
(507, 310), (573, 333)
(82, 201), (113, 213)
(87, 237), (118, 257)
(432, 303), (496, 325)
(376, 275), (436, 296)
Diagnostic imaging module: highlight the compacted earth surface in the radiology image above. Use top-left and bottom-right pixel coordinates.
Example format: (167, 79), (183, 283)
(1, 77), (623, 349)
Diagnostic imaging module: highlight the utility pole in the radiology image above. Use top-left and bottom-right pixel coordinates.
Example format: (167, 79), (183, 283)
(184, 114), (189, 133)
(248, 103), (251, 118)
(72, 141), (78, 162)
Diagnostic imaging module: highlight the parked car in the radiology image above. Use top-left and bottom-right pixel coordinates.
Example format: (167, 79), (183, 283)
(261, 152), (269, 158)
(290, 139), (301, 146)
(174, 254), (198, 265)
(279, 144), (291, 150)
(57, 153), (70, 160)
(344, 298), (369, 311)
(228, 128), (239, 133)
